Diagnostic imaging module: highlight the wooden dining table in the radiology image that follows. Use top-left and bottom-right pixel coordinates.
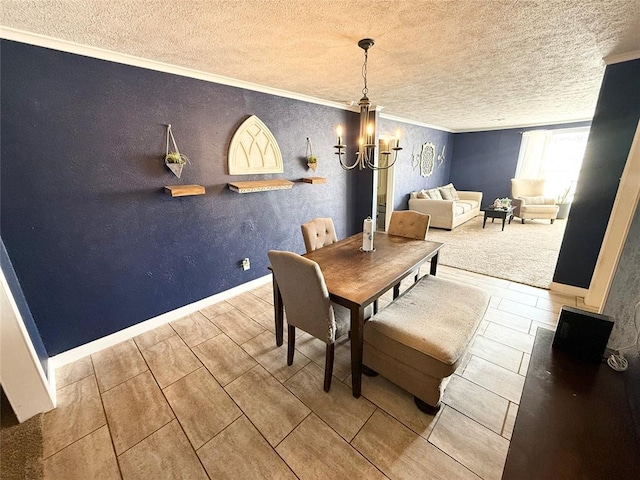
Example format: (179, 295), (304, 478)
(272, 232), (444, 398)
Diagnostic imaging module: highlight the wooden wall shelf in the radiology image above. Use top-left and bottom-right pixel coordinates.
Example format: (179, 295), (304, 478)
(301, 177), (327, 184)
(165, 185), (206, 197)
(228, 179), (293, 193)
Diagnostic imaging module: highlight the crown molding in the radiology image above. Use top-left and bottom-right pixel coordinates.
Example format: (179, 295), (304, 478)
(453, 117), (593, 134)
(379, 113), (453, 133)
(0, 26), (595, 136)
(0, 27), (360, 113)
(604, 50), (640, 65)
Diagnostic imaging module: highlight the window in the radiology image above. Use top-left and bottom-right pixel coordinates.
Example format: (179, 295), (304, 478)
(515, 127), (590, 201)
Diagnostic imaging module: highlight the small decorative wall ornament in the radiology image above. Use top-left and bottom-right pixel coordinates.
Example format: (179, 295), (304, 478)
(437, 144), (446, 166)
(228, 115), (283, 175)
(419, 142), (436, 177)
(164, 124), (189, 179)
(306, 137), (318, 171)
(411, 149), (420, 171)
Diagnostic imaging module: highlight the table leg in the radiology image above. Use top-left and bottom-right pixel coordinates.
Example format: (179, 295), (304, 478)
(430, 251), (440, 276)
(272, 274), (284, 347)
(508, 213), (513, 224)
(483, 214), (487, 228)
(350, 306), (365, 398)
(502, 215), (506, 231)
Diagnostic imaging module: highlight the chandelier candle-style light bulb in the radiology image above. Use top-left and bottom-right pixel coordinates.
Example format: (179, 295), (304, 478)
(335, 38), (402, 170)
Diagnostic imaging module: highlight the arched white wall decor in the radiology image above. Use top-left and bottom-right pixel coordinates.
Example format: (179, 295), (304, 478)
(228, 115), (284, 175)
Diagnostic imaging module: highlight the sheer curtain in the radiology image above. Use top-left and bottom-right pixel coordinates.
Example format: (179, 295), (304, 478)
(515, 127), (590, 198)
(514, 130), (551, 179)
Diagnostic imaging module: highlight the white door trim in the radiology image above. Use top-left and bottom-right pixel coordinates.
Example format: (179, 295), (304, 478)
(0, 269), (56, 422)
(384, 161), (396, 230)
(584, 120), (640, 311)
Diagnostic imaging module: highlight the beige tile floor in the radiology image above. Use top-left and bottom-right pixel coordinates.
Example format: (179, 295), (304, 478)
(44, 265), (577, 480)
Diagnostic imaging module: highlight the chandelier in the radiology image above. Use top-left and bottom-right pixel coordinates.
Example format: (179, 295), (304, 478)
(334, 38), (402, 170)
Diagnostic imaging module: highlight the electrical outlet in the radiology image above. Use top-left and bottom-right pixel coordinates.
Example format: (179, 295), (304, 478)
(241, 257), (250, 271)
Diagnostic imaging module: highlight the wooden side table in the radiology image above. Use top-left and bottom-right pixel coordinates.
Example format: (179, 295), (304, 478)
(502, 328), (640, 479)
(482, 206), (515, 231)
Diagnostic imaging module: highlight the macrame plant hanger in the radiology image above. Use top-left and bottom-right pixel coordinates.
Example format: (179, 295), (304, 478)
(306, 137), (317, 171)
(165, 124), (189, 179)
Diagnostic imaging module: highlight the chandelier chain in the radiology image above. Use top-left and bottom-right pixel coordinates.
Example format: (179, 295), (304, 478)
(362, 49), (368, 97)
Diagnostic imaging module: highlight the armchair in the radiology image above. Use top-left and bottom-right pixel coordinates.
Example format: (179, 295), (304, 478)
(511, 178), (559, 224)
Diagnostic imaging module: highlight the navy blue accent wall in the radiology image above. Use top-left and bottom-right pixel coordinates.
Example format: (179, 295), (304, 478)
(379, 118), (453, 210)
(450, 121), (592, 208)
(1, 40), (376, 355)
(555, 59), (640, 288)
(450, 128), (521, 204)
(0, 41), (456, 355)
(1, 238), (49, 376)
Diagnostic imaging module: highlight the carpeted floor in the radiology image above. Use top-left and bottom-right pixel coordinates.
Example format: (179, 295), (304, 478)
(1, 389), (43, 480)
(426, 215), (567, 289)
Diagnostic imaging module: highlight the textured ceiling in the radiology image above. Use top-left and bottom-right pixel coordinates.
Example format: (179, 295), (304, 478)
(2, 0), (640, 131)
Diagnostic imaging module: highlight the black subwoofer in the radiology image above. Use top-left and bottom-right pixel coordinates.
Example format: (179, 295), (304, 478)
(552, 306), (614, 362)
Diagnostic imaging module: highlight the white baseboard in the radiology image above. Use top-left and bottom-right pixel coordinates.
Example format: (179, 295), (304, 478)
(549, 282), (589, 297)
(49, 275), (271, 368)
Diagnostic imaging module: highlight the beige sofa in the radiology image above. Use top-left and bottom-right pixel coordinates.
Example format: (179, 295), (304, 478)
(408, 184), (482, 230)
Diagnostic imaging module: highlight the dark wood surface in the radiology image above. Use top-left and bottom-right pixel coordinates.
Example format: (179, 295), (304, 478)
(272, 232), (444, 397)
(502, 328), (640, 479)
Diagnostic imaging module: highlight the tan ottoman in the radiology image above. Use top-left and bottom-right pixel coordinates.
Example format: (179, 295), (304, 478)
(363, 275), (489, 413)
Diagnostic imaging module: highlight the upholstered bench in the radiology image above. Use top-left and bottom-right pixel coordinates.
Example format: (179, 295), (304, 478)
(363, 275), (489, 413)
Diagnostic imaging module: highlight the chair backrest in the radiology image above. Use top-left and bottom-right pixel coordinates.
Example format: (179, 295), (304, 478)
(511, 178), (546, 198)
(301, 217), (338, 253)
(267, 250), (337, 344)
(387, 211), (431, 240)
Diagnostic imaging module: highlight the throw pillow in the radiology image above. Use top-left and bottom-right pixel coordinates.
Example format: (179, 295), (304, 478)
(417, 189), (429, 199)
(438, 183), (460, 201)
(520, 195), (547, 205)
(426, 188), (443, 200)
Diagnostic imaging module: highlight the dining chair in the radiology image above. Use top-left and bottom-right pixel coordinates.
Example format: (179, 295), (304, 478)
(301, 217), (338, 253)
(387, 210), (431, 296)
(267, 250), (350, 391)
(388, 210), (431, 240)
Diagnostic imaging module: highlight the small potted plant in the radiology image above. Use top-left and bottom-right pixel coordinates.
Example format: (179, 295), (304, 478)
(165, 151), (187, 165)
(164, 124), (189, 178)
(306, 137), (318, 171)
(493, 197), (512, 209)
(307, 154), (318, 171)
(556, 185), (574, 219)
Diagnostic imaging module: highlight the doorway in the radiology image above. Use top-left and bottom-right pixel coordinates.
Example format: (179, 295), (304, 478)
(375, 138), (396, 231)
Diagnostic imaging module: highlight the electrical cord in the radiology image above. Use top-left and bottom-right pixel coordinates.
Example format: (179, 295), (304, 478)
(607, 353), (629, 372)
(607, 300), (640, 372)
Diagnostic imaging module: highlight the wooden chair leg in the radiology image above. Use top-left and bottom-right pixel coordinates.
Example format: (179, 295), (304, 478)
(287, 325), (295, 366)
(551, 219), (555, 224)
(324, 343), (335, 392)
(373, 300), (378, 314)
